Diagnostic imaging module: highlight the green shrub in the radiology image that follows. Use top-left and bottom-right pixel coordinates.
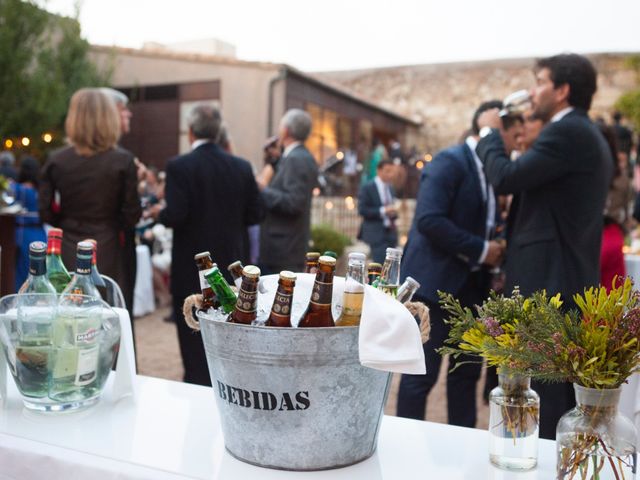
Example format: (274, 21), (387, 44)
(310, 224), (351, 258)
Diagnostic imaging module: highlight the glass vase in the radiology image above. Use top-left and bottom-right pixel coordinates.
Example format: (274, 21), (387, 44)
(489, 371), (540, 470)
(556, 384), (637, 479)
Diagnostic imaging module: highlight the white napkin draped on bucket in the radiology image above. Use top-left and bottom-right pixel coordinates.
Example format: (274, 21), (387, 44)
(359, 284), (426, 374)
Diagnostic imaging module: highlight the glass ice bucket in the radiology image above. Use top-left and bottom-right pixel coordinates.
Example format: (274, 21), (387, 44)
(0, 293), (121, 412)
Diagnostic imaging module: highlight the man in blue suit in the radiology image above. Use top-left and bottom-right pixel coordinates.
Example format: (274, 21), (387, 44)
(396, 101), (506, 426)
(358, 159), (398, 263)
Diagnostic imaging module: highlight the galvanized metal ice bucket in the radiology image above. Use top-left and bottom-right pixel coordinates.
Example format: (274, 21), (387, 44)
(197, 274), (391, 471)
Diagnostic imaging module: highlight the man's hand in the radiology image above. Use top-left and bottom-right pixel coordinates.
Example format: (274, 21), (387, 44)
(384, 205), (398, 219)
(476, 107), (502, 131)
(256, 164), (274, 191)
(483, 239), (505, 268)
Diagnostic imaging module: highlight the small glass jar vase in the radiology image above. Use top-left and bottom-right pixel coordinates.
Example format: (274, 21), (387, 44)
(488, 371), (540, 470)
(556, 384), (637, 480)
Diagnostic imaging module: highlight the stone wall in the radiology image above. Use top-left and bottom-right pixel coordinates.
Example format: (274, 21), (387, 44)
(315, 53), (638, 153)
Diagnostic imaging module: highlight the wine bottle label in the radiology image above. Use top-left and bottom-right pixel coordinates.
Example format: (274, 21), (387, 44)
(75, 345), (98, 386)
(310, 281), (332, 306)
(271, 292), (292, 315)
(235, 287), (257, 313)
(199, 271), (209, 291)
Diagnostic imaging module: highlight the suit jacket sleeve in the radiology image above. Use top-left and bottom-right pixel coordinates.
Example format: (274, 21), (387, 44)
(38, 159), (56, 225)
(358, 183), (383, 220)
(120, 158), (142, 228)
(415, 151), (485, 263)
(261, 154), (316, 216)
(476, 123), (572, 195)
(158, 159), (190, 228)
(243, 163), (265, 226)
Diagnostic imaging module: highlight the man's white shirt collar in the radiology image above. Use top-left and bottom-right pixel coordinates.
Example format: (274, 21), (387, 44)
(551, 107), (574, 123)
(191, 139), (213, 151)
(283, 142), (301, 158)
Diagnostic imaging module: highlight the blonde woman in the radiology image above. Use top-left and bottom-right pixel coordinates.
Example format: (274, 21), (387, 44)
(39, 88), (141, 313)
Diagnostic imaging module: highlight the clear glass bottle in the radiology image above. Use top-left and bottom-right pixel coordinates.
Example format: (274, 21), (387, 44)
(19, 241), (56, 294)
(229, 265), (260, 325)
(489, 371), (540, 471)
(194, 251), (219, 310)
(376, 247), (402, 297)
(46, 228), (72, 293)
(335, 252), (366, 326)
(204, 266), (237, 314)
(396, 276), (420, 303)
(298, 255), (336, 327)
(556, 384), (637, 479)
(266, 271), (296, 327)
(82, 238), (106, 287)
(61, 242), (102, 300)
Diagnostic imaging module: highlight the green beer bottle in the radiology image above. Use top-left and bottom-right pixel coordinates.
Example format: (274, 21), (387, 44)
(204, 267), (237, 314)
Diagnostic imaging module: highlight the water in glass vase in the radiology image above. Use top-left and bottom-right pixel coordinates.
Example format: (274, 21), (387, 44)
(14, 338), (51, 398)
(489, 400), (539, 470)
(557, 441), (637, 479)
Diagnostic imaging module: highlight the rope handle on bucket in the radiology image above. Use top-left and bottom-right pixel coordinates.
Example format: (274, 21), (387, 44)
(404, 301), (430, 344)
(183, 294), (203, 331)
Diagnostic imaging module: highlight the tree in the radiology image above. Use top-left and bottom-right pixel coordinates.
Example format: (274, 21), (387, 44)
(615, 55), (640, 131)
(0, 0), (110, 156)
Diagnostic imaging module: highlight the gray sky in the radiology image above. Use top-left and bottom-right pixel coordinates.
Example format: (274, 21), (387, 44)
(46, 0), (640, 71)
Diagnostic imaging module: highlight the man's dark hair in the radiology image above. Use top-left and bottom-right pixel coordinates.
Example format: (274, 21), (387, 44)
(377, 158), (394, 170)
(536, 54), (597, 111)
(501, 114), (524, 131)
(613, 111), (623, 123)
(471, 100), (503, 135)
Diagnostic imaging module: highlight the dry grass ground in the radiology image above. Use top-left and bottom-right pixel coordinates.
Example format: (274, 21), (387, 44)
(135, 307), (489, 429)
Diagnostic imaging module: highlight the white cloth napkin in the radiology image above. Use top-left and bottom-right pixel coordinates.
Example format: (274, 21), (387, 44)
(359, 284), (426, 374)
(0, 305), (137, 405)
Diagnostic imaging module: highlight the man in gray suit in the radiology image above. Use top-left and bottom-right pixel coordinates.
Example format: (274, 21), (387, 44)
(257, 109), (318, 273)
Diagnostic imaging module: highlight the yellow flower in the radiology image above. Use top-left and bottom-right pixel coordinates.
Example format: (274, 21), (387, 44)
(550, 294), (563, 309)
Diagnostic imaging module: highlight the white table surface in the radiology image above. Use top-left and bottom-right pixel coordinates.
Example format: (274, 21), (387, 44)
(0, 374), (556, 479)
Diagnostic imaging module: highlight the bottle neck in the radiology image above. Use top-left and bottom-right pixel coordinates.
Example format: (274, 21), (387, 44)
(311, 268), (334, 307)
(574, 384), (620, 417)
(236, 278), (258, 313)
(380, 258), (400, 286)
(29, 257), (47, 277)
(75, 257), (92, 276)
(345, 262), (365, 287)
(497, 372), (531, 393)
(47, 237), (63, 256)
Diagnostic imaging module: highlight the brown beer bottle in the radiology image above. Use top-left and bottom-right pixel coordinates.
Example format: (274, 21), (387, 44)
(265, 271), (296, 327)
(229, 265), (261, 325)
(304, 252), (321, 274)
(298, 255), (336, 327)
(367, 262), (382, 285)
(194, 251), (219, 310)
(227, 260), (244, 286)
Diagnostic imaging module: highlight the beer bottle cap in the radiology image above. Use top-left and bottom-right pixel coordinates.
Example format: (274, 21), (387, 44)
(305, 252), (321, 259)
(348, 252), (366, 262)
(322, 250), (338, 259)
(83, 238), (97, 246)
(203, 266), (219, 279)
(368, 262), (382, 270)
(227, 260), (243, 272)
(194, 251), (212, 261)
(242, 265), (261, 278)
(29, 241), (47, 256)
(318, 255), (336, 266)
(404, 276), (421, 289)
(385, 247), (403, 259)
(279, 270), (297, 281)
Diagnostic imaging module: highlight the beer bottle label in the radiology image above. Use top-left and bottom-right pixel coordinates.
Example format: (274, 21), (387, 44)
(199, 271), (209, 291)
(271, 292), (292, 315)
(235, 287), (257, 313)
(310, 280), (332, 306)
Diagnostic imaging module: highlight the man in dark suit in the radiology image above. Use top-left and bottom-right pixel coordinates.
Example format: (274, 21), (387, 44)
(152, 104), (263, 386)
(476, 53), (613, 439)
(358, 158), (398, 263)
(396, 101), (506, 426)
(257, 109), (318, 273)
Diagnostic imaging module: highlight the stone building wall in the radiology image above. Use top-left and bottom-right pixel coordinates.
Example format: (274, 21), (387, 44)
(316, 53), (638, 154)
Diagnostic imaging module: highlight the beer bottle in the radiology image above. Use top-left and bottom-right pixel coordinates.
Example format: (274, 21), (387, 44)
(19, 241), (56, 294)
(265, 271), (296, 327)
(194, 251), (219, 310)
(61, 241), (102, 300)
(304, 252), (321, 274)
(397, 276), (421, 303)
(335, 252), (366, 326)
(367, 262), (382, 286)
(227, 260), (244, 288)
(46, 228), (72, 293)
(204, 266), (237, 314)
(229, 265), (260, 325)
(82, 239), (106, 287)
(298, 255), (336, 327)
(376, 247), (402, 298)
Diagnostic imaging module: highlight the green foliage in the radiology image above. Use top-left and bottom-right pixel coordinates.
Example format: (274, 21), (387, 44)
(310, 224), (351, 258)
(0, 0), (110, 156)
(615, 54), (640, 131)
